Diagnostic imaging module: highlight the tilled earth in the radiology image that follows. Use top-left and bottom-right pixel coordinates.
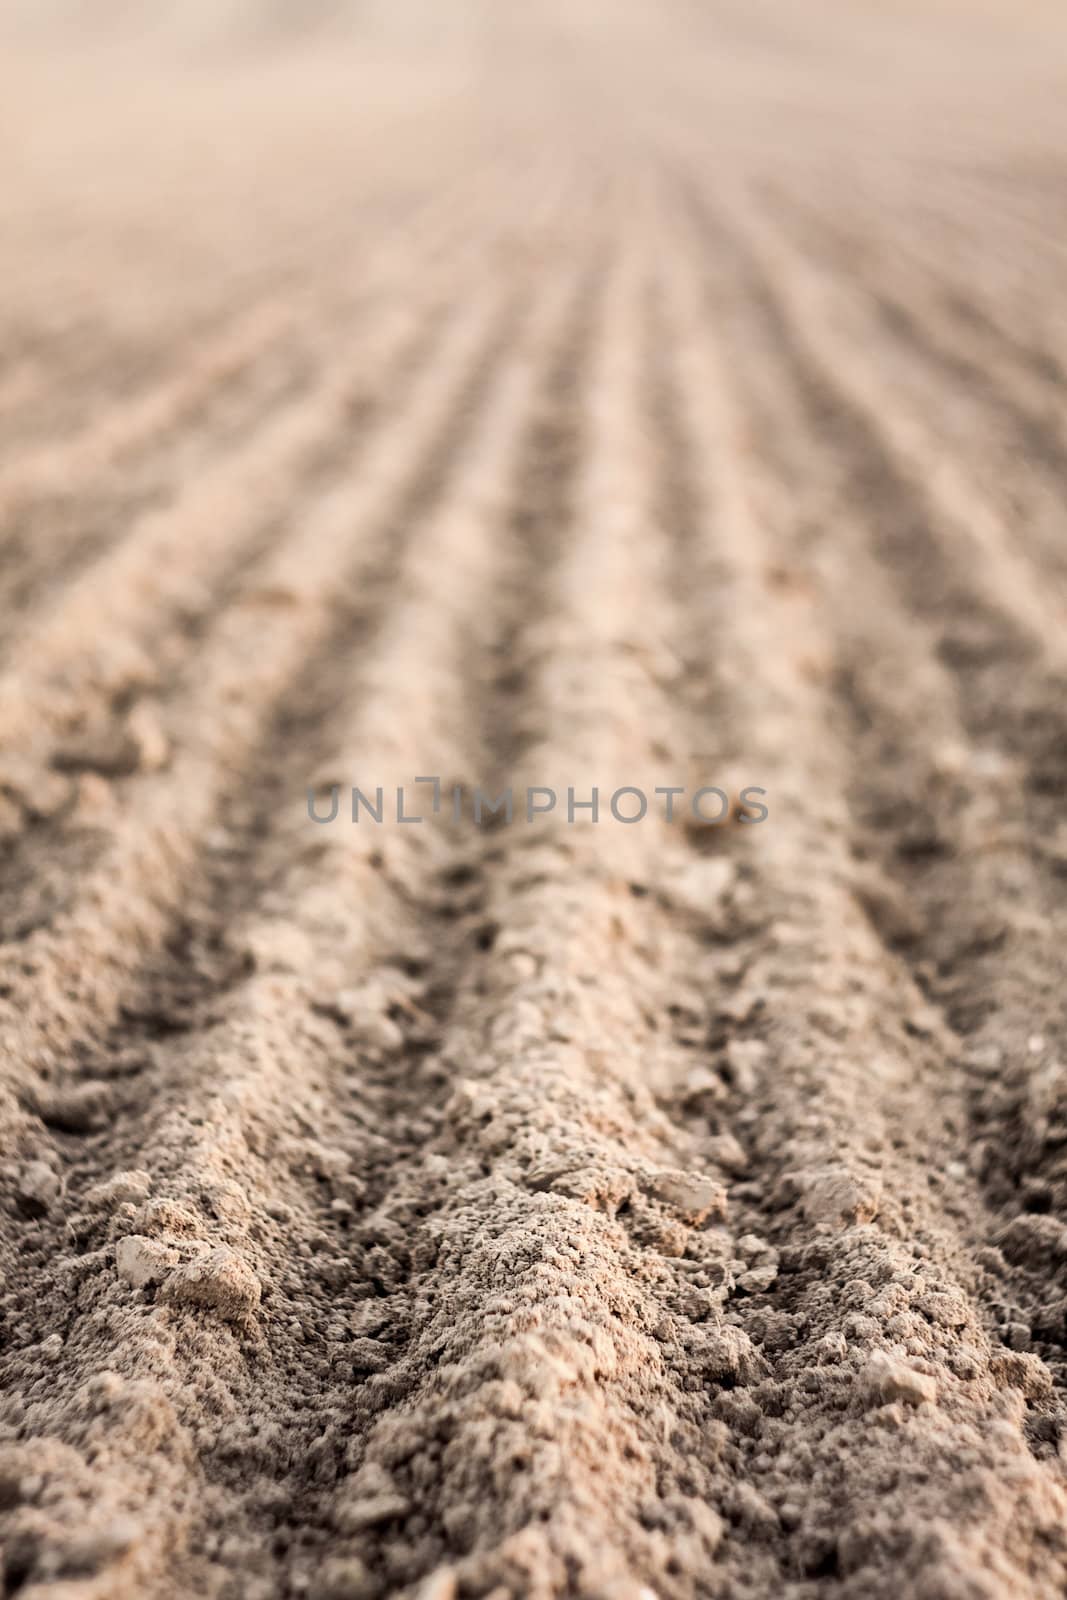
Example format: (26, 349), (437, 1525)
(2, 3), (1067, 1597)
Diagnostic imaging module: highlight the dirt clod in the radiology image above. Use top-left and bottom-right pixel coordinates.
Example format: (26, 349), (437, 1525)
(864, 1353), (938, 1408)
(159, 1247), (261, 1321)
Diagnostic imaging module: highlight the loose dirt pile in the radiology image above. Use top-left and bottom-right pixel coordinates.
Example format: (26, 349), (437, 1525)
(2, 2), (1067, 1596)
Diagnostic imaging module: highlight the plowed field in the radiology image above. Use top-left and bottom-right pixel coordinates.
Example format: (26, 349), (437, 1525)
(2, 4), (1067, 1597)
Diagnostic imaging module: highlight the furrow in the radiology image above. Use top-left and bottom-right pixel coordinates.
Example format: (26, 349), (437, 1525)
(678, 171), (1067, 1378)
(0, 260), (589, 1600)
(775, 187), (1067, 435)
(0, 295), (295, 536)
(825, 554), (1067, 1373)
(935, 278), (1067, 395)
(761, 195), (1067, 586)
(753, 172), (1067, 402)
(0, 272), (461, 786)
(310, 237), (754, 1600)
(0, 283), (517, 1089)
(684, 184), (1067, 815)
(0, 174), (490, 620)
(685, 161), (1067, 1333)
(5, 7), (1067, 1597)
(0, 330), (310, 627)
(757, 334), (1067, 1391)
(723, 186), (1067, 880)
(0, 197), (370, 458)
(638, 198), (1067, 1598)
(692, 183), (1067, 663)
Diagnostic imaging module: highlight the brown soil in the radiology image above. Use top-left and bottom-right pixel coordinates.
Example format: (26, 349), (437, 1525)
(2, 3), (1067, 1597)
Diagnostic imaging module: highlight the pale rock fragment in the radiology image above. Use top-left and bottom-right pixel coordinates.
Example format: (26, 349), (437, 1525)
(334, 1493), (411, 1531)
(334, 1464), (410, 1533)
(815, 1331), (848, 1363)
(864, 1351), (937, 1407)
(124, 702), (170, 771)
(680, 1065), (726, 1108)
(700, 1323), (763, 1385)
(738, 1261), (778, 1293)
(160, 1246), (261, 1320)
(661, 857), (735, 918)
(415, 1570), (459, 1600)
(645, 1169), (728, 1225)
(704, 1133), (748, 1174)
(17, 1160), (63, 1215)
(798, 1164), (881, 1227)
(72, 771), (116, 822)
(115, 1235), (179, 1289)
(85, 1169), (152, 1209)
(311, 1556), (376, 1600)
(723, 1038), (767, 1095)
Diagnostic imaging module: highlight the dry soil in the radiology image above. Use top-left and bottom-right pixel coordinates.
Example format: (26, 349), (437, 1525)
(2, 3), (1067, 1598)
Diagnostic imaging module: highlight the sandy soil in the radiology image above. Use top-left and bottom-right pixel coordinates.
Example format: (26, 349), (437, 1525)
(2, 2), (1067, 1596)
